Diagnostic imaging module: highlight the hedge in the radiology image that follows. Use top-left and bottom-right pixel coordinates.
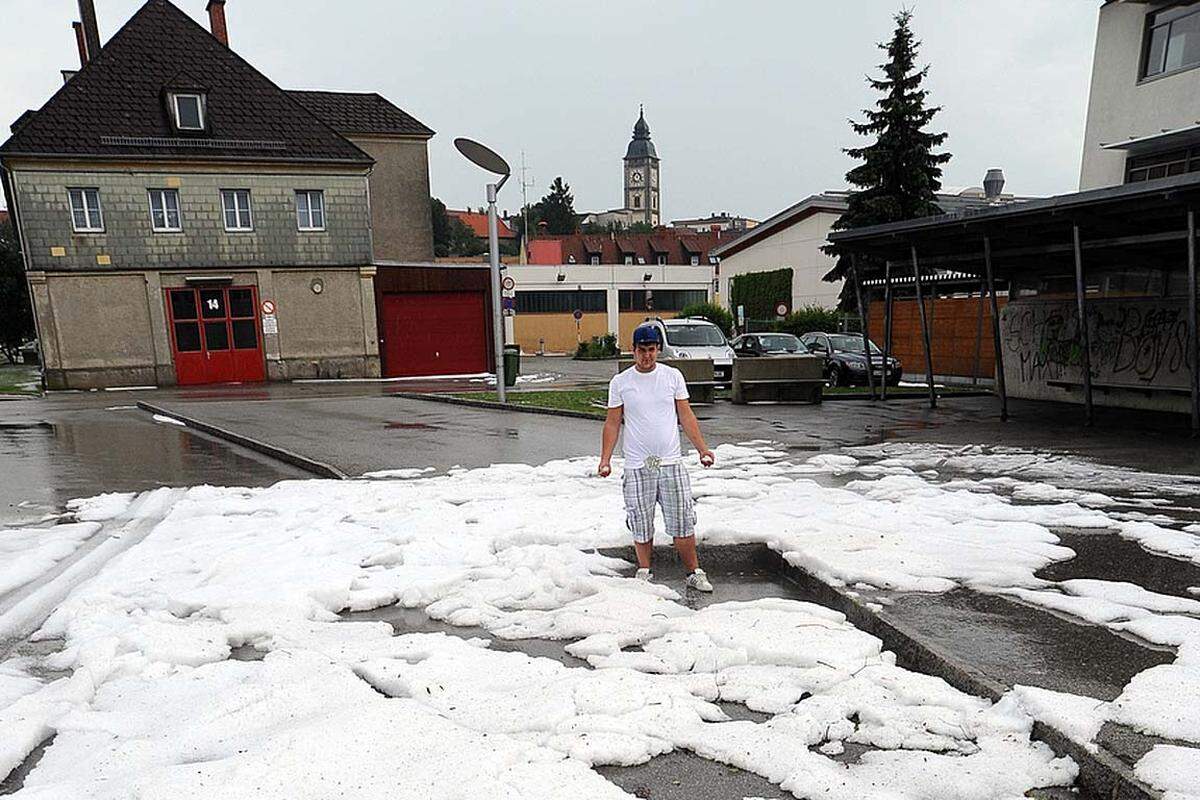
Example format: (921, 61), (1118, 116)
(677, 302), (734, 337)
(773, 306), (843, 337)
(729, 268), (793, 320)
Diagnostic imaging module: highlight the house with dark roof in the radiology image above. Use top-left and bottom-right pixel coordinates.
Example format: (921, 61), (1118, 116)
(0, 0), (437, 388)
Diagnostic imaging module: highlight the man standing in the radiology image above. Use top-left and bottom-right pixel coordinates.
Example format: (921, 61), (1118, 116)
(598, 323), (715, 592)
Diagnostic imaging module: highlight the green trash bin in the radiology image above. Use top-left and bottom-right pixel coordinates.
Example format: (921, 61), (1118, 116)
(503, 345), (520, 388)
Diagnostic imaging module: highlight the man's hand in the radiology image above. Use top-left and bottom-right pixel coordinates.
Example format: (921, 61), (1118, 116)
(598, 461), (612, 478)
(699, 450), (715, 468)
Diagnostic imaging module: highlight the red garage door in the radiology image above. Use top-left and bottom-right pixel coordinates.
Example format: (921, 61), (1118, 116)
(380, 291), (488, 377)
(167, 286), (266, 386)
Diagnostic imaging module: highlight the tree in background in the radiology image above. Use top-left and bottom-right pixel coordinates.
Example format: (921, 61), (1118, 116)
(431, 197), (452, 257)
(678, 302), (734, 338)
(822, 10), (951, 310)
(430, 197), (487, 258)
(0, 217), (35, 363)
(535, 177), (577, 235)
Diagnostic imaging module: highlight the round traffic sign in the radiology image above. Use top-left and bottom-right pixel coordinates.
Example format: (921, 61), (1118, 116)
(261, 299), (276, 315)
(502, 275), (516, 291)
(572, 309), (583, 321)
(775, 302), (789, 317)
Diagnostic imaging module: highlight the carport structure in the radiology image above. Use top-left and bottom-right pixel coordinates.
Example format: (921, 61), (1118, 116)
(828, 173), (1200, 430)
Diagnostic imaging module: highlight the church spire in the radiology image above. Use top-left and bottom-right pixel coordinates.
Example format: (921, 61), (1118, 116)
(625, 105), (657, 160)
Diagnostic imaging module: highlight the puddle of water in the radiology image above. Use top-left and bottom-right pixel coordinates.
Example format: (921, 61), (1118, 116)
(1040, 530), (1200, 599)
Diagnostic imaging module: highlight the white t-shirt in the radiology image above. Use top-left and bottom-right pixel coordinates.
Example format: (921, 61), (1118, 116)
(607, 364), (690, 469)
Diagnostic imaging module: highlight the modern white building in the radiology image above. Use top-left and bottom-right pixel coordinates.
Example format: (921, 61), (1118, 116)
(1081, 0), (1200, 189)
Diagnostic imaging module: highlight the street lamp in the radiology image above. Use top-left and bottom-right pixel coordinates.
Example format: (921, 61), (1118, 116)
(455, 137), (511, 402)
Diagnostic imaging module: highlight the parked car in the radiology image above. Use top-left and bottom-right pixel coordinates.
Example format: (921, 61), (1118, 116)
(731, 332), (806, 357)
(640, 317), (735, 383)
(799, 332), (902, 387)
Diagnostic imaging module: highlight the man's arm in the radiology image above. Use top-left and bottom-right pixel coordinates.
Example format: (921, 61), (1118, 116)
(598, 405), (622, 476)
(676, 398), (715, 466)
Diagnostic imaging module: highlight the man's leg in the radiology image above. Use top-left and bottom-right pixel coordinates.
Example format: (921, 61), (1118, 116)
(634, 540), (654, 569)
(672, 534), (700, 572)
(623, 466), (656, 572)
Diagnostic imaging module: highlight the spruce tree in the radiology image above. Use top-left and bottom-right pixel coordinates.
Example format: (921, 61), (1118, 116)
(823, 10), (951, 309)
(536, 177), (578, 235)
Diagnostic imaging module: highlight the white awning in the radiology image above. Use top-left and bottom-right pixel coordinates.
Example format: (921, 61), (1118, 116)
(1101, 123), (1200, 155)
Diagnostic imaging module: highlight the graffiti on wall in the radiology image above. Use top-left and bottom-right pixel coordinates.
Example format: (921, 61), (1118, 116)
(1001, 298), (1191, 389)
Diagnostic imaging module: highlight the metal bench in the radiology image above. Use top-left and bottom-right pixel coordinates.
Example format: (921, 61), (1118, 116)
(617, 358), (717, 404)
(732, 355), (824, 404)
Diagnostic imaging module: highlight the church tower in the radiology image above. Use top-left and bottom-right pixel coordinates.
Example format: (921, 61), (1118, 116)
(623, 106), (660, 227)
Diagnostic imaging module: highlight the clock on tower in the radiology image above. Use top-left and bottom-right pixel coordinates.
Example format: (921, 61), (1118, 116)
(623, 105), (660, 226)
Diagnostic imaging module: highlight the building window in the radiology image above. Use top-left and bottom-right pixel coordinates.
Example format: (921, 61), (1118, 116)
(148, 189), (182, 232)
(1144, 3), (1200, 78)
(623, 254), (634, 265)
(171, 93), (206, 131)
(589, 254), (600, 265)
(690, 254), (700, 266)
(656, 254), (667, 266)
(514, 290), (606, 314)
(67, 188), (103, 232)
(295, 190), (326, 231)
(221, 189), (253, 231)
(618, 289), (708, 312)
(632, 194), (641, 209)
(1126, 147), (1200, 182)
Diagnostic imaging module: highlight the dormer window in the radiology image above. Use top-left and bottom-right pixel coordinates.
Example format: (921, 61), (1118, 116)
(171, 93), (206, 131)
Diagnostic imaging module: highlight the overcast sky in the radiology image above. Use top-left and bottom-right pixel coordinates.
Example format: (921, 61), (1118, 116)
(2, 1), (1099, 220)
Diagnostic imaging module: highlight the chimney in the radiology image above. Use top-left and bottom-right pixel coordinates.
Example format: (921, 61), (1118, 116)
(77, 0), (101, 64)
(207, 0), (229, 46)
(983, 168), (1006, 201)
(72, 21), (88, 67)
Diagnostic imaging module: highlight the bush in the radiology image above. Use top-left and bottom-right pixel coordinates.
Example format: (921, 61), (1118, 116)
(729, 268), (793, 320)
(677, 302), (734, 337)
(774, 305), (841, 337)
(574, 333), (619, 359)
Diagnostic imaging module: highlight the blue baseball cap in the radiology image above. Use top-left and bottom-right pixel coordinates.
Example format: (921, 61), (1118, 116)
(632, 324), (663, 347)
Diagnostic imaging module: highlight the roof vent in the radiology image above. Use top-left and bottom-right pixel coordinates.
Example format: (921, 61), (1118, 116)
(983, 169), (1005, 200)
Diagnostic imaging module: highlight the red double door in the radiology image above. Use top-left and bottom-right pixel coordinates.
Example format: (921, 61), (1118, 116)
(380, 291), (488, 377)
(167, 286), (266, 385)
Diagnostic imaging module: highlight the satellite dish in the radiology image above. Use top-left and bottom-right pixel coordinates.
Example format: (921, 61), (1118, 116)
(454, 137), (510, 177)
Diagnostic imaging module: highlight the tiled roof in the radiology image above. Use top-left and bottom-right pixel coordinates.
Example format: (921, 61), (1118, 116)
(0, 0), (371, 165)
(447, 209), (516, 239)
(287, 91), (434, 138)
(529, 230), (724, 265)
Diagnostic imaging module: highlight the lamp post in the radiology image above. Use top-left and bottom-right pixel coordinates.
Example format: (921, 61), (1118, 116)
(455, 137), (511, 402)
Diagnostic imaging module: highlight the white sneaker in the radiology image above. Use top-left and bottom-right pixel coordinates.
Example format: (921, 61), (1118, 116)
(685, 568), (713, 592)
(635, 567), (653, 582)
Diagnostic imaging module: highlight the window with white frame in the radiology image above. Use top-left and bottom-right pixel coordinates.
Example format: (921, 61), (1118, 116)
(295, 190), (326, 231)
(623, 254), (634, 265)
(220, 189), (253, 231)
(148, 189), (182, 232)
(689, 254), (700, 266)
(171, 93), (205, 131)
(656, 254), (667, 266)
(67, 188), (103, 232)
(589, 254), (600, 265)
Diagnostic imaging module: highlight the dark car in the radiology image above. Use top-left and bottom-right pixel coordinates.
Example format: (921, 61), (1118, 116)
(730, 332), (806, 357)
(799, 332), (902, 387)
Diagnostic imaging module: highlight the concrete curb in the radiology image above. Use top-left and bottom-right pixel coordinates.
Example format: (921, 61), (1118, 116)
(392, 391), (605, 421)
(822, 390), (995, 401)
(135, 401), (348, 480)
(760, 550), (1160, 800)
(599, 543), (1158, 800)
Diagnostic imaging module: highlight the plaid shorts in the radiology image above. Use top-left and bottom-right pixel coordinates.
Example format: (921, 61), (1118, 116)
(622, 461), (697, 543)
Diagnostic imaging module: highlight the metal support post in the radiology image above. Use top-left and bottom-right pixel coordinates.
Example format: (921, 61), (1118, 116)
(911, 246), (936, 409)
(882, 263), (893, 401)
(850, 256), (877, 399)
(1189, 208), (1199, 434)
(1073, 224), (1093, 426)
(487, 183), (507, 402)
(972, 276), (986, 385)
(983, 237), (1008, 421)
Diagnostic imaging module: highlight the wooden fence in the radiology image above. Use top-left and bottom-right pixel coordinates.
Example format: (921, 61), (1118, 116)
(867, 295), (1008, 380)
